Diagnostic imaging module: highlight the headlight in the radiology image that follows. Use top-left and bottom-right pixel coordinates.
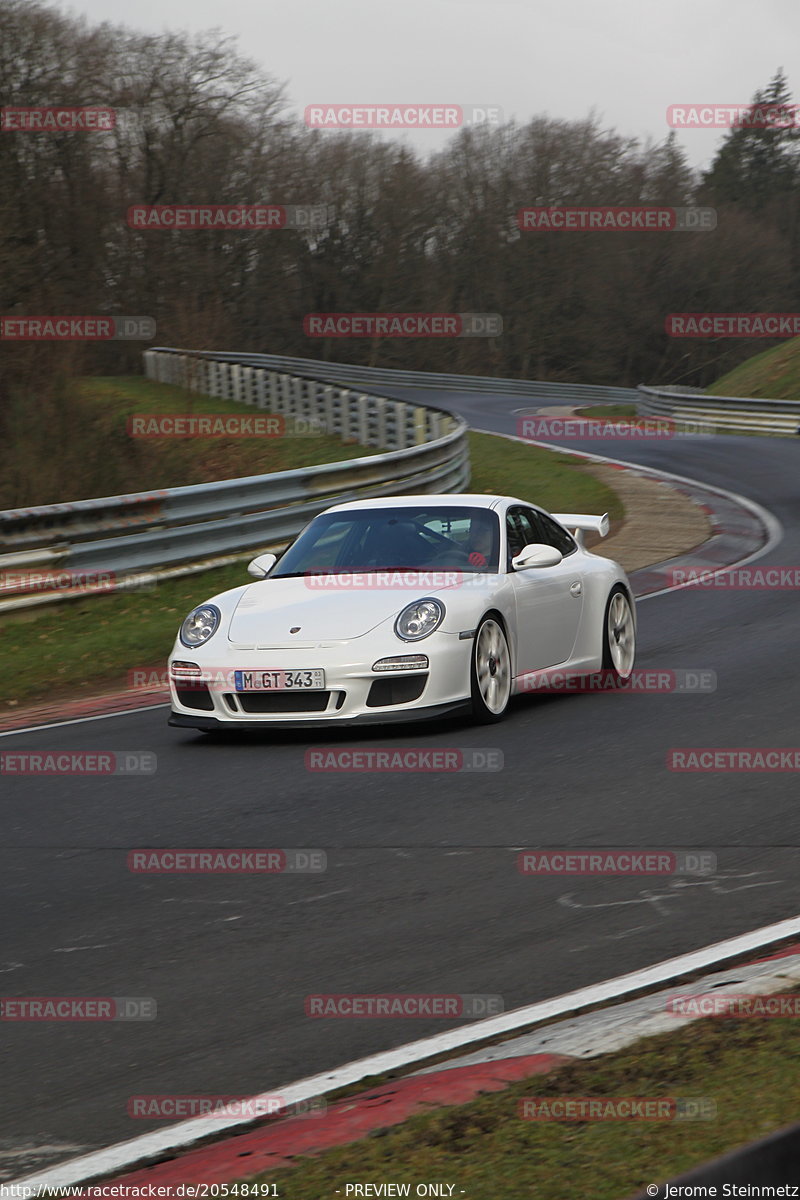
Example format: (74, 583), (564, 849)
(179, 604), (221, 648)
(394, 598), (445, 642)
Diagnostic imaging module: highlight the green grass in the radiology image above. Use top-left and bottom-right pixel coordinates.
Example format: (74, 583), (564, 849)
(73, 375), (375, 489)
(0, 375), (375, 510)
(236, 990), (800, 1198)
(467, 432), (623, 521)
(706, 337), (800, 401)
(0, 564), (245, 711)
(0, 430), (623, 711)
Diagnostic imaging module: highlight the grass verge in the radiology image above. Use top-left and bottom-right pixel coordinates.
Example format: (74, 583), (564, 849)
(73, 375), (376, 488)
(1, 432), (622, 711)
(238, 990), (800, 1199)
(706, 337), (800, 401)
(1, 376), (376, 510)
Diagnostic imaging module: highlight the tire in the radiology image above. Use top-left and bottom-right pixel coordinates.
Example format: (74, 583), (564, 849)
(470, 616), (512, 723)
(602, 586), (635, 681)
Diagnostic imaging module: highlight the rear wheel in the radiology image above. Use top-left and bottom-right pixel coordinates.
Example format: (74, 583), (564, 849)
(602, 586), (635, 680)
(471, 616), (511, 723)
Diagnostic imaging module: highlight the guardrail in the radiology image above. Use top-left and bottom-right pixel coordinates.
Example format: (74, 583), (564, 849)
(157, 347), (639, 405)
(638, 385), (800, 435)
(6, 347), (792, 614)
(0, 350), (469, 613)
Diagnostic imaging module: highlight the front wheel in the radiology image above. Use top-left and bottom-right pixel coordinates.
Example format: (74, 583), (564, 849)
(471, 616), (512, 723)
(602, 586), (635, 680)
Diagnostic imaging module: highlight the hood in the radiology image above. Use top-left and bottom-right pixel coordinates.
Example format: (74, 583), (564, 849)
(226, 573), (465, 645)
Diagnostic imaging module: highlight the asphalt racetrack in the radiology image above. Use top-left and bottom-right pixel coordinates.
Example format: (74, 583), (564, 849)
(2, 390), (799, 1177)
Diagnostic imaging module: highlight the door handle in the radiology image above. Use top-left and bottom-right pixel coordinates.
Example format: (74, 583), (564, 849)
(570, 581), (582, 596)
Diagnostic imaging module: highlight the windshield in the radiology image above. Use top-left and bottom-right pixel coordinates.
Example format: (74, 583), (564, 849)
(271, 506), (501, 576)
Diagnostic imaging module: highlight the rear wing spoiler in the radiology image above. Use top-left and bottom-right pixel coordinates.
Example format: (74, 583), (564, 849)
(552, 512), (609, 547)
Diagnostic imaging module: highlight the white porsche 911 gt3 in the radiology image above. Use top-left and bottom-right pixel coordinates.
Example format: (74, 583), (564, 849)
(167, 493), (636, 730)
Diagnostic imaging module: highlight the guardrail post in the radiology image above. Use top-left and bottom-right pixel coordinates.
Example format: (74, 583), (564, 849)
(279, 373), (293, 414)
(322, 386), (337, 437)
(238, 365), (252, 406)
(339, 389), (349, 438)
(353, 394), (369, 443)
(373, 398), (387, 448)
(255, 369), (268, 409)
(301, 379), (314, 422)
(268, 370), (279, 410)
(196, 357), (208, 396)
(391, 401), (407, 450)
(313, 380), (323, 423)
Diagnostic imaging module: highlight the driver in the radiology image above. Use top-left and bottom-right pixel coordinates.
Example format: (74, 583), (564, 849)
(468, 515), (496, 569)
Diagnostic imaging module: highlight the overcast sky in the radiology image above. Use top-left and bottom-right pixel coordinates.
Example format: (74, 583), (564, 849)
(63, 0), (797, 169)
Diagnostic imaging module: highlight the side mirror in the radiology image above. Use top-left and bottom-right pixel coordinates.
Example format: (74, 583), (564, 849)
(247, 552), (277, 579)
(511, 543), (563, 570)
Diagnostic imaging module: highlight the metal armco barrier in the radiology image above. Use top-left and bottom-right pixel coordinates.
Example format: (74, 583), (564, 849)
(639, 384), (800, 435)
(0, 350), (469, 612)
(156, 347), (639, 404)
(4, 347), (792, 613)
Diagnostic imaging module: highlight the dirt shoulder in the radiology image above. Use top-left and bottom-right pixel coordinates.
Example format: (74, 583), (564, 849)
(583, 462), (711, 573)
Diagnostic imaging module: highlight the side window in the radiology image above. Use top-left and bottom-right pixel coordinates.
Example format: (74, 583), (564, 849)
(528, 509), (577, 556)
(506, 508), (538, 569)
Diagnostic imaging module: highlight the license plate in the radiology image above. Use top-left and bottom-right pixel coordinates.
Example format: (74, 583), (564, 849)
(234, 669), (326, 692)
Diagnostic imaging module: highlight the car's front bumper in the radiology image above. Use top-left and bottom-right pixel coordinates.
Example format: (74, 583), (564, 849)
(168, 698), (471, 732)
(167, 631), (472, 728)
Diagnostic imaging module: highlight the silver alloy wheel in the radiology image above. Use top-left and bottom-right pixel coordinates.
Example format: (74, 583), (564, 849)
(475, 618), (511, 715)
(607, 591), (635, 677)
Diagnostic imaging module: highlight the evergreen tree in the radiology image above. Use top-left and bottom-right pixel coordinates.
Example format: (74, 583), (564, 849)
(701, 69), (799, 212)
